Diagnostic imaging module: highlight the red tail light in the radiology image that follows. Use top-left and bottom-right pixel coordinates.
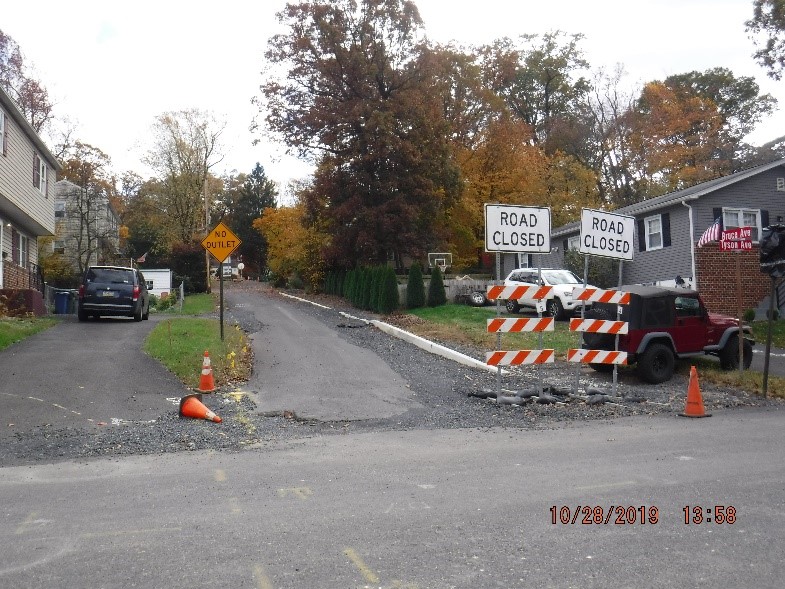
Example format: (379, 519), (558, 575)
(132, 285), (140, 301)
(78, 285), (85, 299)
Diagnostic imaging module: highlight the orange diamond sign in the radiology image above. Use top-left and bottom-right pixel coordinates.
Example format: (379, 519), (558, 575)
(202, 221), (242, 263)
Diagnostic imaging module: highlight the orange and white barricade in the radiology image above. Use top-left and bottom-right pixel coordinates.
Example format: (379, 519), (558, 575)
(573, 287), (630, 305)
(566, 349), (628, 365)
(486, 284), (553, 301)
(486, 349), (556, 367)
(487, 317), (554, 333)
(569, 318), (628, 335)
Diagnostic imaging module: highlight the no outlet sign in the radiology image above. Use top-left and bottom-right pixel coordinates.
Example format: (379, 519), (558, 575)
(579, 208), (635, 261)
(485, 204), (551, 253)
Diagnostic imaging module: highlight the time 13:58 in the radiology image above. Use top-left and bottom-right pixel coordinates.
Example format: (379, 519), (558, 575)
(683, 505), (737, 524)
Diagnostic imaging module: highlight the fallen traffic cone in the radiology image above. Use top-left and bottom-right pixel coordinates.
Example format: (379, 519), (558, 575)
(679, 366), (711, 418)
(179, 393), (222, 423)
(197, 350), (215, 393)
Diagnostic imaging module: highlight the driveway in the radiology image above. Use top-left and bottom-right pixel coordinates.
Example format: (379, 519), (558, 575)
(0, 315), (188, 438)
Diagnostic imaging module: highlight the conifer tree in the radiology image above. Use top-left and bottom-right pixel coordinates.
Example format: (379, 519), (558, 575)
(406, 263), (426, 309)
(378, 266), (400, 314)
(427, 266), (447, 307)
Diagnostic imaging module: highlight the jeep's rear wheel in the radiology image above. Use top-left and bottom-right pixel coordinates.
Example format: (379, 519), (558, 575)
(505, 299), (520, 314)
(719, 335), (752, 370)
(637, 342), (675, 384)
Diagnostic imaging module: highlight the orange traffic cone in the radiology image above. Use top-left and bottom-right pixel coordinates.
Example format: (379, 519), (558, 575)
(679, 366), (711, 418)
(179, 393), (222, 423)
(197, 350), (215, 393)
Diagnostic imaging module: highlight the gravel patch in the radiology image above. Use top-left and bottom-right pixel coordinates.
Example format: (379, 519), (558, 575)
(3, 280), (780, 466)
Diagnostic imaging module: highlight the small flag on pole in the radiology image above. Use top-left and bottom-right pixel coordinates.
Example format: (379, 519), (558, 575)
(136, 251), (148, 263)
(697, 218), (721, 248)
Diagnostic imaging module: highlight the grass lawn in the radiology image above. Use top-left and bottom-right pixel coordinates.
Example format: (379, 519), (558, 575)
(0, 317), (58, 351)
(405, 302), (785, 398)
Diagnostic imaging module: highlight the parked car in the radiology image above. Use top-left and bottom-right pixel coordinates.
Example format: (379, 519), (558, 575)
(77, 266), (150, 322)
(583, 285), (753, 384)
(502, 268), (593, 319)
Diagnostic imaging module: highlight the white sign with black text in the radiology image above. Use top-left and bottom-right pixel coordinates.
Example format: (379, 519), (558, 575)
(579, 208), (635, 261)
(484, 204), (551, 253)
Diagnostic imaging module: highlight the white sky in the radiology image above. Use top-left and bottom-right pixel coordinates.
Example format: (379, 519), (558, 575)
(2, 0), (782, 194)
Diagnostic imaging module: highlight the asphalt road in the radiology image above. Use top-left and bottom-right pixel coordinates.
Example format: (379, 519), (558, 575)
(1, 409), (783, 588)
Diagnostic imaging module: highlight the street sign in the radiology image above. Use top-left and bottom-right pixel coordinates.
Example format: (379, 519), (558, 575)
(720, 226), (752, 251)
(201, 221), (242, 263)
(484, 204), (551, 253)
(579, 208), (635, 260)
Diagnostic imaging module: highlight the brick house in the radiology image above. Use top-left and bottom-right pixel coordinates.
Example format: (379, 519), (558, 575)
(500, 158), (785, 317)
(0, 85), (61, 314)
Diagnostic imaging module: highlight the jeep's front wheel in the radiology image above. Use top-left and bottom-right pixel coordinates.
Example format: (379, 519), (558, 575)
(637, 342), (675, 384)
(719, 335), (752, 370)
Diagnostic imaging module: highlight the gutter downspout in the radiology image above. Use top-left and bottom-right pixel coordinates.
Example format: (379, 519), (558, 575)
(0, 218), (4, 288)
(682, 197), (699, 289)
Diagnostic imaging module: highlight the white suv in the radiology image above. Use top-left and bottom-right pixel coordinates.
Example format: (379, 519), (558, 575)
(502, 268), (592, 319)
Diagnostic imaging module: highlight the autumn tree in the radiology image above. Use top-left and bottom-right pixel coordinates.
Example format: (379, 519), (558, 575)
(746, 0), (785, 80)
(144, 109), (225, 243)
(253, 199), (326, 290)
(0, 29), (53, 132)
(258, 0), (461, 270)
(625, 81), (727, 197)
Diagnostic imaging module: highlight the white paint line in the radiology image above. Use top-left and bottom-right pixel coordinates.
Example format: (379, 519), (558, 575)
(279, 291), (332, 309)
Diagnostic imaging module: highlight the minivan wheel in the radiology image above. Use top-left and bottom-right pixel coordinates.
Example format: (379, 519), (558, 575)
(77, 307), (88, 322)
(133, 306), (143, 322)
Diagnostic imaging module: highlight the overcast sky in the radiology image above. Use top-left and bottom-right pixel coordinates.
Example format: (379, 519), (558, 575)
(2, 0), (780, 195)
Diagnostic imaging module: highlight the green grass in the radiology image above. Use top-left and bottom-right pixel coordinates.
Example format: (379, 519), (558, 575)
(158, 293), (216, 315)
(408, 303), (580, 355)
(750, 319), (785, 349)
(144, 316), (250, 389)
(0, 317), (58, 351)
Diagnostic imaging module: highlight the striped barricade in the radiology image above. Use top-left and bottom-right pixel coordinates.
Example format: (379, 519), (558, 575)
(569, 318), (628, 335)
(573, 287), (631, 305)
(566, 349), (628, 365)
(487, 317), (555, 333)
(486, 349), (556, 367)
(486, 285), (553, 301)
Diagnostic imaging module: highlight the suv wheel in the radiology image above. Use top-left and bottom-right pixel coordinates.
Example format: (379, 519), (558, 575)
(77, 307), (88, 322)
(636, 342), (675, 384)
(546, 298), (564, 320)
(505, 299), (520, 314)
(719, 335), (753, 370)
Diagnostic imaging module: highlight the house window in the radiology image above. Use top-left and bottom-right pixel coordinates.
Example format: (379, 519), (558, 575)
(778, 178), (785, 191)
(0, 110), (6, 156)
(567, 235), (580, 251)
(33, 153), (48, 195)
(645, 215), (663, 251)
(723, 208), (761, 242)
(15, 233), (28, 268)
(55, 201), (66, 218)
(53, 240), (65, 255)
(146, 279), (154, 291)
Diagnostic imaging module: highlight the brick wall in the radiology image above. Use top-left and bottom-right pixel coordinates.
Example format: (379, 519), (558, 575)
(696, 244), (769, 316)
(1, 262), (29, 289)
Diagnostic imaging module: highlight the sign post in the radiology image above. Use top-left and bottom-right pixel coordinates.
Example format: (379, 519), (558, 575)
(201, 221), (242, 340)
(484, 205), (552, 400)
(721, 227), (752, 375)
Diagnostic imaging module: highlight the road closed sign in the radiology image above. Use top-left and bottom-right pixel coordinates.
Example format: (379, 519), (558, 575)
(485, 204), (551, 253)
(579, 208), (635, 260)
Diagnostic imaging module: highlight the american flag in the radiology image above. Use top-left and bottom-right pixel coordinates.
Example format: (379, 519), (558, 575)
(697, 218), (721, 248)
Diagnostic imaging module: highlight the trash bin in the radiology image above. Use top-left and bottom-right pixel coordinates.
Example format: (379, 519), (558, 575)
(54, 290), (71, 314)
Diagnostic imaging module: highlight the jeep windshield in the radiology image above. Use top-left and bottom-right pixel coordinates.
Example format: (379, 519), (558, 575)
(541, 270), (582, 285)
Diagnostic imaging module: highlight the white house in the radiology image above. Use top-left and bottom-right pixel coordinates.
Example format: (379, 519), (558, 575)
(141, 268), (173, 298)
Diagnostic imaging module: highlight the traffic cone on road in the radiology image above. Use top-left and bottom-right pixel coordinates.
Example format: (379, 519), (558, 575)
(179, 393), (222, 423)
(679, 366), (711, 418)
(197, 350), (215, 393)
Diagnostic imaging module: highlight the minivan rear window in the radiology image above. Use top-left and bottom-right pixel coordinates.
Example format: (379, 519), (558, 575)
(86, 268), (133, 284)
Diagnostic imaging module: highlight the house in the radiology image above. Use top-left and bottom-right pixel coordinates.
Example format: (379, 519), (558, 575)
(140, 268), (173, 298)
(0, 85), (61, 314)
(53, 179), (120, 273)
(499, 158), (785, 317)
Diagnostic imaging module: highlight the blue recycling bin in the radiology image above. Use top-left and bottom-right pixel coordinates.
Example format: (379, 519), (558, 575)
(54, 290), (71, 314)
